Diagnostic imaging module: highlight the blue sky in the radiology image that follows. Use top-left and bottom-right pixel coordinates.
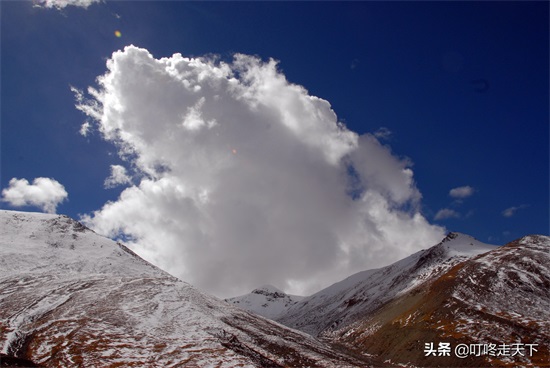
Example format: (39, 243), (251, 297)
(1, 1), (548, 296)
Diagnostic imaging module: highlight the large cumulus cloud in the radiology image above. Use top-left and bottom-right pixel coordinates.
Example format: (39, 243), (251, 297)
(77, 45), (444, 298)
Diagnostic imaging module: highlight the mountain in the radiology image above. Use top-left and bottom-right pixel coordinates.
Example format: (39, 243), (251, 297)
(0, 210), (375, 367)
(225, 285), (304, 319)
(333, 234), (550, 367)
(277, 232), (498, 336)
(4, 210), (547, 367)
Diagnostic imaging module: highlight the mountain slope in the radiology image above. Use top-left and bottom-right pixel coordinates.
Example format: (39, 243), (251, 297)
(225, 285), (304, 319)
(334, 234), (550, 367)
(277, 232), (497, 336)
(0, 210), (373, 367)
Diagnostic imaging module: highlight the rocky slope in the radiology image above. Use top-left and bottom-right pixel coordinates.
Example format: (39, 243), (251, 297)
(0, 210), (374, 367)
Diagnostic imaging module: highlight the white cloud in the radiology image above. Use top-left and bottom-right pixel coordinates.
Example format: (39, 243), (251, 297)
(449, 185), (475, 199)
(77, 46), (445, 298)
(434, 208), (460, 221)
(502, 204), (528, 218)
(71, 87), (93, 137)
(34, 0), (101, 9)
(79, 121), (91, 136)
(1, 177), (68, 214)
(104, 165), (132, 188)
(373, 127), (392, 140)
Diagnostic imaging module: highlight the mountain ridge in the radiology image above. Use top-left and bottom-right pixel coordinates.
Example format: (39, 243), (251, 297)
(275, 232), (499, 336)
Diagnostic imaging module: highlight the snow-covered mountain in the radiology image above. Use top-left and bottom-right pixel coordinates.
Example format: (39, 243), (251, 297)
(4, 210), (547, 367)
(225, 285), (304, 319)
(334, 234), (550, 367)
(0, 210), (374, 367)
(277, 232), (498, 336)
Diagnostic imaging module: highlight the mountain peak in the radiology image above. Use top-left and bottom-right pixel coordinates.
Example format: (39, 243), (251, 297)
(226, 285), (304, 319)
(251, 284), (285, 296)
(440, 231), (483, 245)
(437, 231), (497, 257)
(442, 231), (471, 240)
(517, 234), (550, 247)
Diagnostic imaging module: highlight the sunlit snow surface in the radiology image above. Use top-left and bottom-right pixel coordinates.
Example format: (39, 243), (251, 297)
(0, 210), (369, 367)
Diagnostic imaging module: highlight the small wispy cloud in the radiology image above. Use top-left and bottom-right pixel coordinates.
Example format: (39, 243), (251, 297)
(434, 208), (460, 221)
(373, 127), (392, 140)
(1, 177), (68, 214)
(79, 121), (91, 137)
(72, 86), (100, 136)
(104, 165), (132, 189)
(502, 204), (528, 218)
(449, 185), (475, 199)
